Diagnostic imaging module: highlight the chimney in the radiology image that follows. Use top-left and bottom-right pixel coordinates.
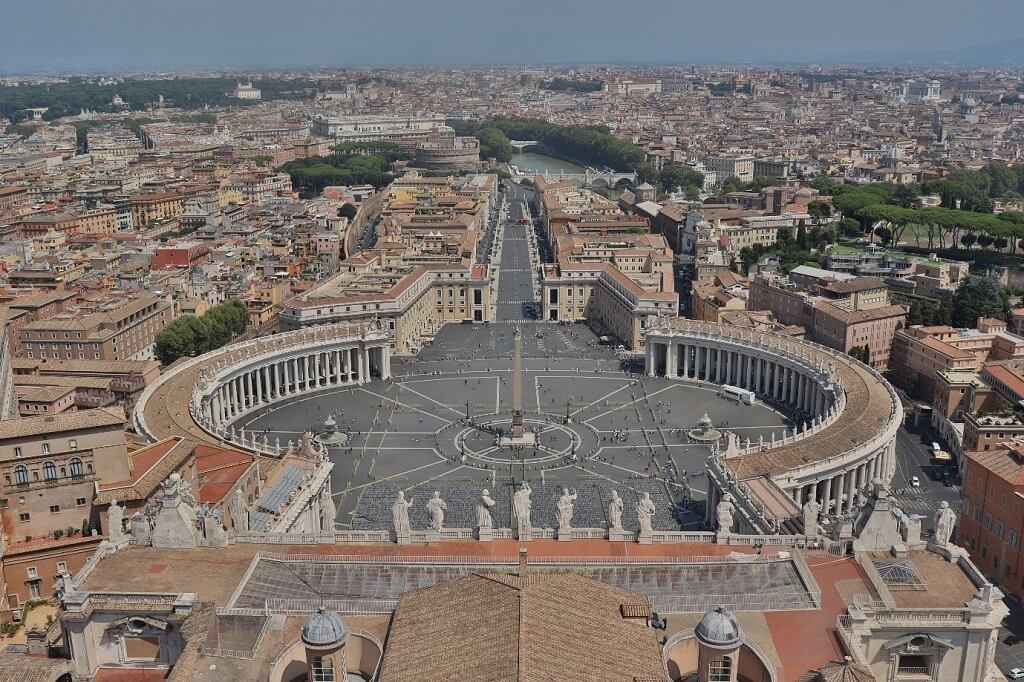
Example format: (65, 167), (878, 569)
(518, 546), (528, 576)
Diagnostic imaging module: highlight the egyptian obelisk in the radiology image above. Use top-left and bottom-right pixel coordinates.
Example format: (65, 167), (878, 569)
(511, 327), (525, 439)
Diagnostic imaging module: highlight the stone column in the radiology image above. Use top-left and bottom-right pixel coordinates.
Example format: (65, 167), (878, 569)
(361, 347), (371, 382)
(381, 346), (391, 381)
(820, 477), (832, 515)
(681, 344), (689, 378)
(666, 342), (677, 378)
(844, 471), (856, 514)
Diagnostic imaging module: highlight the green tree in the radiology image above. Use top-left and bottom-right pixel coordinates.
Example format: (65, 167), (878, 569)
(873, 225), (893, 245)
(951, 275), (1011, 328)
(839, 217), (861, 236)
(339, 203), (358, 220)
(475, 127), (513, 162)
(807, 200), (831, 220)
(891, 184), (922, 209)
(796, 220), (808, 250)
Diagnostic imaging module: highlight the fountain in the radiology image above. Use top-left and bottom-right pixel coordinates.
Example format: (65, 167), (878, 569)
(688, 412), (723, 443)
(314, 413), (349, 447)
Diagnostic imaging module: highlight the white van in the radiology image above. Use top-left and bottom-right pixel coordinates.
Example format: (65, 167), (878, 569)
(932, 442), (941, 455)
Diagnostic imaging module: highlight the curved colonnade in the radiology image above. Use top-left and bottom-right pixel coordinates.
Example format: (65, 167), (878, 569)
(644, 319), (903, 534)
(133, 322), (391, 455)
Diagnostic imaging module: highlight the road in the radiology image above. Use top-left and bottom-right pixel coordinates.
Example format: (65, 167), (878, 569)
(494, 181), (540, 322)
(889, 423), (962, 531)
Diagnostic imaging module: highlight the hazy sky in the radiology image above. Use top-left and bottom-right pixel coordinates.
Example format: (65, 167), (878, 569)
(3, 0), (1024, 72)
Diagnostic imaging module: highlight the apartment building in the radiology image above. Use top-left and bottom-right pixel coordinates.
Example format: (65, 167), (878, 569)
(704, 155), (755, 183)
(13, 208), (118, 239)
(19, 293), (174, 363)
(129, 192), (183, 229)
(747, 271), (907, 370)
(959, 437), (1024, 600)
(891, 319), (1024, 403)
(0, 407), (129, 621)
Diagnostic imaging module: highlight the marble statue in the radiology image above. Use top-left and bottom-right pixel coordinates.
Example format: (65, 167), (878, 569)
(391, 491), (414, 538)
(608, 490), (624, 530)
(637, 492), (656, 534)
(803, 498), (821, 535)
(716, 493), (736, 533)
(320, 491), (336, 533)
(934, 500), (957, 547)
(106, 499), (124, 542)
(556, 488), (577, 531)
(299, 431), (317, 458)
(230, 489), (249, 532)
(513, 480), (532, 539)
(477, 489), (496, 529)
(426, 491), (447, 531)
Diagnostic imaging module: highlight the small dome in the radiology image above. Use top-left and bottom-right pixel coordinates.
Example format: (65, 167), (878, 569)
(695, 606), (742, 649)
(302, 607), (348, 647)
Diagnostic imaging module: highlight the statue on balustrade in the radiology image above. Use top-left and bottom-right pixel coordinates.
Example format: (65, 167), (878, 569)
(513, 481), (532, 539)
(106, 500), (124, 543)
(637, 492), (656, 534)
(802, 497), (821, 535)
(716, 493), (736, 533)
(556, 488), (577, 532)
(426, 491), (447, 531)
(608, 490), (624, 531)
(391, 491), (414, 539)
(934, 501), (957, 548)
(477, 489), (496, 529)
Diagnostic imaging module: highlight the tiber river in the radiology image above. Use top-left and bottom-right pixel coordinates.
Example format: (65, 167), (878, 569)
(509, 150), (585, 175)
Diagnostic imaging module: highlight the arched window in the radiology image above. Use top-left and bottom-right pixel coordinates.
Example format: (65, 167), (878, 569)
(43, 461), (56, 481)
(709, 657), (732, 682)
(311, 656), (335, 682)
(14, 465), (28, 486)
(69, 458), (83, 479)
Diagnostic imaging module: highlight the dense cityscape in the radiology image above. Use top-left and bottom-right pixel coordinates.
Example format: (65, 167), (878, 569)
(3, 49), (1024, 682)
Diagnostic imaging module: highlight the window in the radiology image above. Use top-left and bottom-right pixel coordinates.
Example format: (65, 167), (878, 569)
(26, 567), (37, 579)
(1010, 529), (1018, 548)
(41, 442), (50, 455)
(56, 561), (67, 573)
(709, 658), (732, 682)
(18, 512), (29, 522)
(70, 458), (83, 478)
(76, 497), (87, 507)
(13, 447), (21, 458)
(14, 465), (27, 486)
(311, 656), (335, 682)
(43, 461), (56, 481)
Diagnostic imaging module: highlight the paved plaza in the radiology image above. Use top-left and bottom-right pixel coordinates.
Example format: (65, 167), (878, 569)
(240, 323), (791, 531)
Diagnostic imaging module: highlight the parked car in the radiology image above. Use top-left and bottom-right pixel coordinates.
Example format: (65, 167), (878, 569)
(910, 476), (920, 487)
(1004, 635), (1021, 646)
(1006, 667), (1024, 679)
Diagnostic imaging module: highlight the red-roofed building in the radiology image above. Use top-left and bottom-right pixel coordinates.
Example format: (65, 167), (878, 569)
(960, 437), (1024, 600)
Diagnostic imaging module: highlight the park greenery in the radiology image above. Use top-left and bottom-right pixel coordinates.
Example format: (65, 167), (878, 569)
(810, 171), (1024, 252)
(450, 117), (645, 172)
(950, 274), (1011, 328)
(541, 78), (603, 92)
(279, 146), (411, 195)
(0, 77), (317, 121)
(474, 127), (514, 162)
(154, 301), (249, 365)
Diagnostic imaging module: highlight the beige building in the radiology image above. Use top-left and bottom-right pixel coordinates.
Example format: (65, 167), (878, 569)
(891, 318), (1024, 403)
(0, 407), (128, 541)
(19, 293), (174, 363)
(748, 271), (907, 370)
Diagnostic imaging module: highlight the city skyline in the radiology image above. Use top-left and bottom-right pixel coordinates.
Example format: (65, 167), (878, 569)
(2, 0), (1024, 72)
